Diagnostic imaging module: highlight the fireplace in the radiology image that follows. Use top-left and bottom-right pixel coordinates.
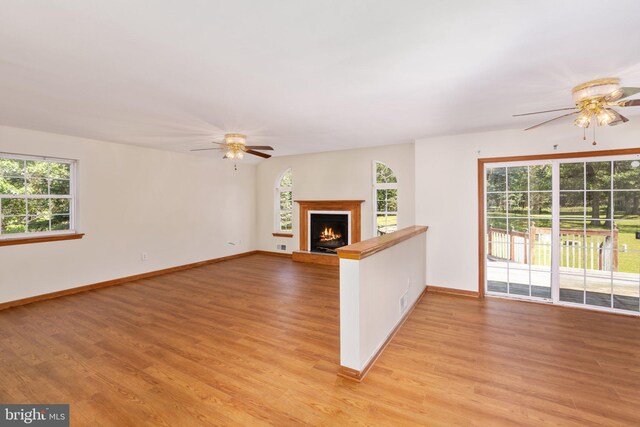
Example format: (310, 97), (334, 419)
(293, 200), (364, 266)
(310, 213), (349, 254)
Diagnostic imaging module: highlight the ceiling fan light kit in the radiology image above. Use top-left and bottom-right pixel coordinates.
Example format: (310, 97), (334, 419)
(189, 133), (274, 167)
(515, 77), (640, 144)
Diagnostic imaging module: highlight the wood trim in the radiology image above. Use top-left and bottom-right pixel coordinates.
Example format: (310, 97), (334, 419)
(292, 251), (339, 266)
(478, 157), (485, 299)
(477, 148), (640, 166)
(0, 250), (258, 311)
(477, 147), (640, 299)
(294, 200), (364, 253)
(337, 226), (428, 260)
(338, 286), (429, 382)
(272, 233), (294, 238)
(426, 285), (479, 298)
(254, 250), (292, 258)
(0, 233), (85, 247)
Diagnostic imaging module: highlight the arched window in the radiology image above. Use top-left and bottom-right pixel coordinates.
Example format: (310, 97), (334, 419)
(373, 161), (398, 236)
(275, 168), (293, 232)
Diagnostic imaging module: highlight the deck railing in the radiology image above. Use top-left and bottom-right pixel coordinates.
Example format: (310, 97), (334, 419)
(487, 222), (618, 271)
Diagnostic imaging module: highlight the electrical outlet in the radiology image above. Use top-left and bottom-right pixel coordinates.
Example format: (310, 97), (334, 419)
(400, 291), (408, 314)
(277, 244), (287, 251)
(141, 252), (148, 261)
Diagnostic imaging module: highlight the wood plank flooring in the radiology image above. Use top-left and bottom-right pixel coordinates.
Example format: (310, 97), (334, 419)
(1, 254), (639, 426)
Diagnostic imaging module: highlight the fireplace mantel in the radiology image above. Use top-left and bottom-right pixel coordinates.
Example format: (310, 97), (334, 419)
(293, 200), (364, 265)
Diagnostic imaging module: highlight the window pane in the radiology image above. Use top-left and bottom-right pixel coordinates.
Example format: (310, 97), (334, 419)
(50, 162), (70, 179)
(1, 198), (26, 215)
(586, 161), (611, 190)
(560, 192), (584, 218)
(26, 178), (48, 195)
(560, 163), (584, 190)
(560, 220), (585, 251)
(614, 191), (640, 219)
(376, 162), (397, 184)
(280, 211), (292, 231)
(51, 198), (70, 214)
(613, 160), (640, 189)
(486, 193), (506, 217)
(279, 169), (292, 187)
(529, 192), (551, 217)
(376, 214), (388, 234)
(613, 249), (639, 312)
(507, 166), (528, 191)
(507, 193), (528, 217)
(509, 218), (528, 234)
(26, 160), (49, 178)
(377, 189), (387, 211)
(387, 189), (397, 211)
(50, 179), (70, 195)
(0, 177), (25, 195)
(27, 215), (50, 232)
(487, 266), (508, 293)
(486, 167), (506, 192)
(0, 159), (25, 177)
(28, 198), (50, 216)
(51, 215), (70, 231)
(279, 191), (292, 210)
(1, 215), (26, 234)
(586, 191), (611, 220)
(529, 164), (551, 191)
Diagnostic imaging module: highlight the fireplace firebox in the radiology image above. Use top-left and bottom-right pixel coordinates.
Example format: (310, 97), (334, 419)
(310, 213), (349, 254)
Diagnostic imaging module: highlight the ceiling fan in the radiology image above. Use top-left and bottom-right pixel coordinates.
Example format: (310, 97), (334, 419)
(190, 133), (274, 159)
(514, 78), (640, 139)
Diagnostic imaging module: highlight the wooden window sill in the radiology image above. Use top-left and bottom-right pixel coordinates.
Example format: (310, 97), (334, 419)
(0, 233), (85, 247)
(272, 233), (294, 238)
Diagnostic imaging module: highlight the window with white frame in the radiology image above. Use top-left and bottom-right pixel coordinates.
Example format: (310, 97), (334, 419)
(374, 161), (398, 236)
(0, 153), (76, 238)
(275, 168), (293, 232)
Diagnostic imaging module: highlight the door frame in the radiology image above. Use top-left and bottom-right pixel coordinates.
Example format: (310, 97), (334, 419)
(477, 148), (640, 299)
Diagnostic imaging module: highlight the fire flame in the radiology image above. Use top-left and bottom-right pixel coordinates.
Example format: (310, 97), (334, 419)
(320, 226), (342, 242)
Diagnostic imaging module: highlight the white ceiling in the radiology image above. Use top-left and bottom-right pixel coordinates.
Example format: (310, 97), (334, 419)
(2, 0), (640, 157)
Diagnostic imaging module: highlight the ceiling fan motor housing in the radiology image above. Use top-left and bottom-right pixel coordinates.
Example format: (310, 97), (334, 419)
(572, 77), (620, 104)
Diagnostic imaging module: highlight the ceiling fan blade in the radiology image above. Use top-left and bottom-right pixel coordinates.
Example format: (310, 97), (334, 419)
(244, 145), (274, 150)
(609, 110), (629, 126)
(211, 141), (226, 145)
(524, 111), (580, 131)
(513, 107), (577, 117)
(190, 147), (223, 151)
(618, 99), (640, 107)
(610, 87), (640, 102)
(245, 149), (271, 159)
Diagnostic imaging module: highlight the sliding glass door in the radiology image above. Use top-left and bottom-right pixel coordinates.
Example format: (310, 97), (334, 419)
(484, 155), (640, 315)
(485, 162), (552, 300)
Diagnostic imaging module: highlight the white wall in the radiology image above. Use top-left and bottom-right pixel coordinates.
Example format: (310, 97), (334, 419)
(340, 232), (426, 371)
(415, 121), (640, 292)
(255, 144), (415, 253)
(0, 126), (256, 304)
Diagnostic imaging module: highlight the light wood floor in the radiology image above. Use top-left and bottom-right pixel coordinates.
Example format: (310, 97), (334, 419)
(1, 254), (639, 426)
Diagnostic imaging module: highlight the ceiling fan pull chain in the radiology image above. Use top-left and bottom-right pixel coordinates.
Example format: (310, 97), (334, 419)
(583, 127), (586, 141)
(592, 123), (597, 145)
